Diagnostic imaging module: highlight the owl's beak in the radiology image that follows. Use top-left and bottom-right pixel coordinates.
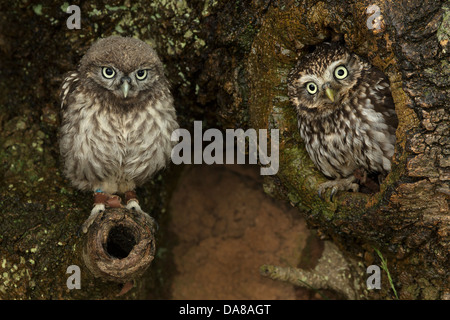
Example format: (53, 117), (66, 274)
(325, 87), (335, 102)
(120, 77), (131, 98)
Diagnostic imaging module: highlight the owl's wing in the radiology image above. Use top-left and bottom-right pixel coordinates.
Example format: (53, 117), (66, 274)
(60, 71), (80, 110)
(369, 68), (399, 131)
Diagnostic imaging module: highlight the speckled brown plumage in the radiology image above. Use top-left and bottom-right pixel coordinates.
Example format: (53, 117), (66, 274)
(59, 36), (179, 232)
(287, 42), (397, 198)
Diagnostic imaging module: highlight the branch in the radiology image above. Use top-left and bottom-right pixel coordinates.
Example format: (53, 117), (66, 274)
(260, 242), (366, 300)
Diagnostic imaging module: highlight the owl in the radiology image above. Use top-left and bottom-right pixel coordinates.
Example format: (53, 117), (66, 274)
(59, 36), (179, 232)
(287, 42), (398, 199)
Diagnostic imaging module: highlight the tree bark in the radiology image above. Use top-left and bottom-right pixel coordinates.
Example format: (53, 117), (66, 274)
(0, 0), (448, 299)
(247, 0), (449, 299)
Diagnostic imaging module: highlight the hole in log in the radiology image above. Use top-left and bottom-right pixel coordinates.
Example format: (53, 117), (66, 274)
(106, 226), (137, 259)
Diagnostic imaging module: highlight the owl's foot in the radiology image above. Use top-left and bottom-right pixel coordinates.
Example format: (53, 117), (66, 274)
(94, 192), (123, 208)
(318, 176), (359, 201)
(81, 203), (106, 234)
(125, 192), (158, 231)
(81, 192), (123, 234)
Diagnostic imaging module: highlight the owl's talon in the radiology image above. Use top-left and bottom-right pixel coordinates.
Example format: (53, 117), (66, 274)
(126, 199), (140, 212)
(126, 200), (159, 231)
(318, 188), (325, 200)
(330, 187), (338, 201)
(317, 176), (359, 202)
(81, 204), (105, 234)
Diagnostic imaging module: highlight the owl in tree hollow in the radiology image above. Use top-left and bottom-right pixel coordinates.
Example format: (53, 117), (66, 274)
(287, 42), (398, 198)
(60, 36), (178, 232)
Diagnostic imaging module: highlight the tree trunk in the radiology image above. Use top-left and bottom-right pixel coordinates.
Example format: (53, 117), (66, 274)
(0, 0), (448, 299)
(245, 0), (449, 300)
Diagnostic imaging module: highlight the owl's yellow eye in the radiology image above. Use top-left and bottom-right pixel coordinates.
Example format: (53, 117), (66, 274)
(136, 69), (148, 80)
(306, 82), (318, 95)
(102, 67), (116, 79)
(334, 65), (348, 80)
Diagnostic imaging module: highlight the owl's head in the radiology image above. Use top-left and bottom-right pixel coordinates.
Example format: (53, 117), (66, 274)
(78, 36), (168, 105)
(288, 42), (368, 116)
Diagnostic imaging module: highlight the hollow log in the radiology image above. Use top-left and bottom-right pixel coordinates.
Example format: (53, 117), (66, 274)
(82, 208), (156, 283)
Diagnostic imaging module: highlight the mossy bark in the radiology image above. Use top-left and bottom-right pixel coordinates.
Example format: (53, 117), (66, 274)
(245, 0), (449, 299)
(0, 0), (448, 299)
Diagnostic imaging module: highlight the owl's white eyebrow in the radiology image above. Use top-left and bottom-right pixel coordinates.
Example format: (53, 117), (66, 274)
(298, 60), (347, 85)
(136, 66), (154, 71)
(325, 60), (347, 77)
(298, 74), (321, 85)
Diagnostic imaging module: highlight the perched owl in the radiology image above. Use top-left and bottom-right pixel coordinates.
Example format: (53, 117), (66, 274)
(287, 42), (397, 199)
(60, 36), (179, 232)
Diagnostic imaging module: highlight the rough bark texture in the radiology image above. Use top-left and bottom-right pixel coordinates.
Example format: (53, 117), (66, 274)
(0, 0), (448, 299)
(246, 0), (450, 300)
